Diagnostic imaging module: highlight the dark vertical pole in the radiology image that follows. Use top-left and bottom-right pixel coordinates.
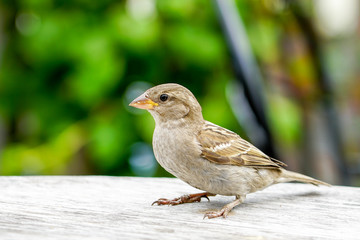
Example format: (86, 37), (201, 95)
(213, 0), (276, 157)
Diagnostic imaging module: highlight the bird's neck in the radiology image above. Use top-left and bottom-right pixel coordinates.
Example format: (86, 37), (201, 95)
(155, 114), (204, 131)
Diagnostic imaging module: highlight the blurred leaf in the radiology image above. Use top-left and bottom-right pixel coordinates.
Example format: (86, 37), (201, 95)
(134, 112), (155, 144)
(157, 0), (196, 19)
(248, 19), (280, 63)
(109, 5), (160, 53)
(0, 123), (87, 175)
(165, 24), (225, 68)
(87, 106), (134, 173)
(202, 78), (232, 126)
(268, 95), (302, 146)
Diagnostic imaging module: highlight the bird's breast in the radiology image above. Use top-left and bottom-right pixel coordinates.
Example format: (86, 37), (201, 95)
(152, 126), (201, 177)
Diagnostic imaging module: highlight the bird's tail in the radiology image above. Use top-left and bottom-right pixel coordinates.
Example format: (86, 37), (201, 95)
(278, 169), (331, 186)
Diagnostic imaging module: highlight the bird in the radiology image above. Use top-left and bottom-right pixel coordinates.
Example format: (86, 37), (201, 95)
(129, 83), (330, 219)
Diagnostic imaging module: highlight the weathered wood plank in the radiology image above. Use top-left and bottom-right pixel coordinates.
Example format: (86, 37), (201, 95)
(0, 176), (359, 240)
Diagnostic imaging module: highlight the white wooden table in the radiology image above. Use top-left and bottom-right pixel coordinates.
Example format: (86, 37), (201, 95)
(0, 176), (359, 240)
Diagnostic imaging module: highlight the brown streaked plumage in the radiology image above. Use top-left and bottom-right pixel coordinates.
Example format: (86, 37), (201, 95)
(129, 83), (330, 219)
(198, 121), (287, 169)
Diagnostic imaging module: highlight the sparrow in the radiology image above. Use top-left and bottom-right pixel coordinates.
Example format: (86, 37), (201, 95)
(129, 83), (330, 219)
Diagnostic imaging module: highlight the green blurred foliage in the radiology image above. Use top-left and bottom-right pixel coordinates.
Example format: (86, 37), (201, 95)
(0, 0), (233, 176)
(0, 0), (359, 184)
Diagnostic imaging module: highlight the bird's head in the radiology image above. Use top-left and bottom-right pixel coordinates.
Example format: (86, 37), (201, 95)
(129, 83), (203, 125)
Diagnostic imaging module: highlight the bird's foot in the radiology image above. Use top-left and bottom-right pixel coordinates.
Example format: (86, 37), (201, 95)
(152, 192), (213, 206)
(203, 207), (230, 219)
(203, 195), (245, 219)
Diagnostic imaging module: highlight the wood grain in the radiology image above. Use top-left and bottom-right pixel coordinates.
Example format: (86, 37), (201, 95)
(0, 176), (359, 240)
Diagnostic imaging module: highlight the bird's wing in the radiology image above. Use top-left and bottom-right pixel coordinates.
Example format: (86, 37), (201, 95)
(197, 122), (286, 169)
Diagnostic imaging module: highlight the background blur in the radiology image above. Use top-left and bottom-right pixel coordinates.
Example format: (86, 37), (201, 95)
(0, 0), (359, 186)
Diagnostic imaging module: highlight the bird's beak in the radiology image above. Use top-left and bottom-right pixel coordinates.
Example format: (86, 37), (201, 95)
(129, 93), (158, 110)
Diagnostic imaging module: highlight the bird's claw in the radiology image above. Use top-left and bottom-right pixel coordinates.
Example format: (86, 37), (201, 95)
(203, 195), (210, 202)
(152, 197), (182, 206)
(152, 192), (211, 206)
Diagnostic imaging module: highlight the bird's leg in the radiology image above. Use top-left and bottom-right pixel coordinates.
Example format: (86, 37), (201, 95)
(152, 192), (216, 206)
(204, 195), (245, 219)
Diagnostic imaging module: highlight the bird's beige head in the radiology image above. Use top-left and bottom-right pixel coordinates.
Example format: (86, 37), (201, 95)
(129, 83), (203, 124)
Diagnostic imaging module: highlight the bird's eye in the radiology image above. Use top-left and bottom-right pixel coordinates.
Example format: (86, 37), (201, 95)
(159, 94), (168, 102)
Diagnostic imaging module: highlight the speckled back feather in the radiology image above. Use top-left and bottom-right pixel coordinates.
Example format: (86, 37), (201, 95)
(198, 122), (287, 169)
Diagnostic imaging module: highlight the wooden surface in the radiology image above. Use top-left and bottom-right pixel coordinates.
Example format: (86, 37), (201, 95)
(0, 176), (359, 240)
